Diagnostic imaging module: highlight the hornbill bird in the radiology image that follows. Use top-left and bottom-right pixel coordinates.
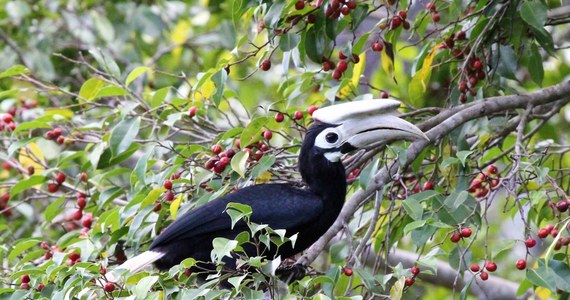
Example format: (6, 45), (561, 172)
(107, 99), (428, 284)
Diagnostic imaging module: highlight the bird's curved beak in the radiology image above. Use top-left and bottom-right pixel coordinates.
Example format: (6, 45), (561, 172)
(313, 99), (429, 152)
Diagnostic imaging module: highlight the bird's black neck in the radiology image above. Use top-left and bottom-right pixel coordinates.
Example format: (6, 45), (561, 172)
(298, 123), (347, 209)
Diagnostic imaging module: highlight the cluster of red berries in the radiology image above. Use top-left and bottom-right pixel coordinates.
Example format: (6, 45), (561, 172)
(537, 224), (570, 250)
(325, 0), (357, 19)
(469, 261), (497, 281)
(458, 56), (486, 103)
(45, 127), (67, 145)
(47, 171), (67, 193)
(205, 146), (235, 174)
(405, 265), (421, 287)
(162, 172), (182, 202)
(468, 165), (500, 198)
(426, 3), (440, 22)
(274, 106), (316, 124)
(323, 51), (360, 80)
(390, 10), (411, 30)
(0, 113), (17, 132)
(450, 226), (473, 243)
(19, 274), (44, 291)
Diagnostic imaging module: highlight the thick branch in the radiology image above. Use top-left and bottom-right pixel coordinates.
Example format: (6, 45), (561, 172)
(298, 80), (570, 267)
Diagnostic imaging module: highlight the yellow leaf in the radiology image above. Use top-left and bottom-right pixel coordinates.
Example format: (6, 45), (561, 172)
(45, 108), (74, 119)
(201, 80), (215, 99)
(170, 194), (183, 220)
(255, 171), (272, 184)
(351, 52), (366, 88)
(19, 142), (45, 173)
(390, 277), (405, 300)
(535, 287), (551, 300)
(419, 46), (438, 89)
(170, 20), (192, 58)
(381, 49), (394, 80)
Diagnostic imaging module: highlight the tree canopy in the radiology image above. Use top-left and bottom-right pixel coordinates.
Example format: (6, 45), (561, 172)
(0, 0), (569, 299)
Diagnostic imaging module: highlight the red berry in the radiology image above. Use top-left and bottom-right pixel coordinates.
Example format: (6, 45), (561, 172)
(398, 10), (407, 19)
(487, 164), (498, 174)
(21, 274), (30, 283)
(40, 241), (50, 250)
(100, 266), (107, 275)
(55, 172), (66, 185)
(188, 106), (198, 117)
(71, 209), (83, 221)
(391, 16), (402, 28)
(293, 111), (303, 120)
(450, 232), (461, 243)
(551, 229), (559, 237)
(80, 172), (88, 182)
(431, 12), (440, 22)
(225, 149), (236, 158)
(351, 53), (360, 64)
(342, 267), (353, 276)
(545, 224), (555, 233)
(52, 128), (63, 138)
(332, 69), (342, 80)
(475, 188), (489, 198)
(45, 131), (55, 140)
(411, 266), (420, 276)
(48, 183), (59, 193)
(480, 271), (489, 280)
(219, 156), (230, 167)
(516, 259), (526, 270)
(263, 130), (273, 141)
(307, 105), (318, 116)
(372, 41), (384, 52)
(260, 59), (271, 71)
(104, 282), (115, 293)
(163, 180), (173, 190)
(37, 283), (45, 291)
(485, 262), (497, 272)
(295, 0), (305, 10)
(7, 122), (15, 131)
(525, 238), (536, 248)
(213, 161), (227, 174)
(477, 70), (486, 80)
(455, 30), (466, 40)
(423, 181), (434, 191)
(27, 165), (34, 175)
(380, 91), (389, 98)
(404, 277), (415, 286)
(274, 112), (285, 123)
(56, 136), (65, 145)
(234, 139), (241, 149)
(2, 114), (13, 123)
(537, 228), (549, 238)
(82, 213), (93, 228)
(426, 3), (436, 11)
(77, 197), (87, 209)
(153, 202), (162, 211)
(470, 264), (480, 272)
(556, 200), (569, 212)
(164, 190), (175, 201)
(255, 150), (264, 160)
(20, 283), (30, 290)
(403, 20), (410, 30)
(472, 59), (483, 70)
(2, 161), (12, 170)
(338, 52), (347, 60)
(341, 5), (351, 15)
(211, 144), (223, 155)
(346, 0), (356, 9)
(337, 60), (348, 72)
(461, 227), (473, 238)
(68, 253), (80, 261)
(459, 81), (468, 93)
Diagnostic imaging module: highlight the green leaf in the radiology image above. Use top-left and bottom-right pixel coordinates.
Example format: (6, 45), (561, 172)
(109, 117), (141, 156)
(250, 155), (276, 178)
(279, 31), (301, 52)
(211, 69), (227, 106)
(402, 196), (423, 221)
(13, 121), (51, 133)
(88, 48), (121, 78)
(456, 151), (473, 167)
(0, 65), (29, 79)
(150, 87), (169, 108)
(7, 138), (37, 157)
(264, 1), (285, 28)
(8, 238), (41, 261)
(133, 146), (154, 186)
(239, 116), (268, 147)
(528, 43), (544, 86)
(211, 238), (238, 263)
(93, 85), (128, 99)
(44, 197), (65, 222)
(226, 202), (252, 228)
(231, 150), (249, 178)
(10, 176), (47, 197)
(126, 66), (150, 87)
(305, 26), (325, 63)
(519, 1), (547, 31)
(78, 78), (106, 101)
(133, 275), (158, 298)
(403, 220), (427, 235)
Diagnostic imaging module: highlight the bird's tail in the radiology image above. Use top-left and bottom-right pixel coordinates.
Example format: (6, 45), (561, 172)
(104, 250), (164, 283)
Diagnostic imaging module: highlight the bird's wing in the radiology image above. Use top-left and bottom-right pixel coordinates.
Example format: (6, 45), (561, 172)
(149, 183), (323, 250)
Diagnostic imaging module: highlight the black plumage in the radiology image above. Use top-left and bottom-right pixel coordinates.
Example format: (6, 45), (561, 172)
(149, 122), (346, 272)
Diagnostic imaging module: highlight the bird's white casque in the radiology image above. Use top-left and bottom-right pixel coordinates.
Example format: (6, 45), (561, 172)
(312, 99), (428, 162)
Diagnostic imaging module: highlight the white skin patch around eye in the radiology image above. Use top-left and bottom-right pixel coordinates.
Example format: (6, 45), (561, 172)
(314, 128), (343, 149)
(324, 151), (342, 162)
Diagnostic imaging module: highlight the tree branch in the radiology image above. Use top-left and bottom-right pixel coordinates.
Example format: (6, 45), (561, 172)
(298, 80), (570, 267)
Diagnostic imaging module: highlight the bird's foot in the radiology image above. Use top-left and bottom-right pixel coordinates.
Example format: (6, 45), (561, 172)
(276, 263), (307, 283)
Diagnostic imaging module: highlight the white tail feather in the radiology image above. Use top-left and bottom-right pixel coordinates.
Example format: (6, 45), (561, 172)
(104, 251), (164, 283)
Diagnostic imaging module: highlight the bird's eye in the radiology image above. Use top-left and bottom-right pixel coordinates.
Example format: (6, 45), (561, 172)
(325, 132), (339, 143)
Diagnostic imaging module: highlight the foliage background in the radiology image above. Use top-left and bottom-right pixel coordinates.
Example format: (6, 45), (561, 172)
(0, 0), (569, 299)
